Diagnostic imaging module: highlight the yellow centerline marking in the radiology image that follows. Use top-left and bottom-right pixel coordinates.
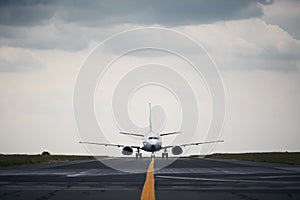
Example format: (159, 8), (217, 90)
(140, 157), (156, 200)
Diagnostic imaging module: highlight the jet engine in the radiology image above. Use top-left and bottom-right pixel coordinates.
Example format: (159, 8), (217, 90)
(172, 146), (183, 155)
(122, 146), (133, 155)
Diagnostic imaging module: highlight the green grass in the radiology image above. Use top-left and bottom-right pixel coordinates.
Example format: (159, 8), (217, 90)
(0, 154), (96, 167)
(204, 152), (300, 165)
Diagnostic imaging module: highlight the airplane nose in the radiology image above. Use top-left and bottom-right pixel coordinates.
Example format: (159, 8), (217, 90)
(149, 140), (156, 145)
(151, 145), (155, 150)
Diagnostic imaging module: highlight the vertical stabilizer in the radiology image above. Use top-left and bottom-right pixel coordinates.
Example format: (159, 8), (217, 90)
(149, 103), (152, 132)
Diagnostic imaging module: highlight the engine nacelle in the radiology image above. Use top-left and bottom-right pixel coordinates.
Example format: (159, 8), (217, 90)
(172, 146), (183, 155)
(122, 146), (133, 155)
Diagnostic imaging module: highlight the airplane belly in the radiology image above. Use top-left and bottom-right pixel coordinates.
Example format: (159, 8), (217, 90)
(142, 142), (161, 152)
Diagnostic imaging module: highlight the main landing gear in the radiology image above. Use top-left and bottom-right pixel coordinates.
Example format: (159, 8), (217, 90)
(162, 148), (168, 159)
(136, 148), (142, 159)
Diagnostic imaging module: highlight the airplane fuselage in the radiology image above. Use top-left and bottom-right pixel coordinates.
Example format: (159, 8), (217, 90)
(141, 131), (162, 152)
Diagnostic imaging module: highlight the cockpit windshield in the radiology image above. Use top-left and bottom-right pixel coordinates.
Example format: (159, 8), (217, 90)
(148, 137), (159, 140)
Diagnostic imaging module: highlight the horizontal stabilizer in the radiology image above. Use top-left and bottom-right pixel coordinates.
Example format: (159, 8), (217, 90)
(160, 131), (180, 136)
(119, 132), (144, 137)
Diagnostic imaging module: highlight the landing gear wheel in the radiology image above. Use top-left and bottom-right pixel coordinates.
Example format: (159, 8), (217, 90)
(162, 148), (168, 159)
(162, 152), (168, 159)
(136, 152), (142, 159)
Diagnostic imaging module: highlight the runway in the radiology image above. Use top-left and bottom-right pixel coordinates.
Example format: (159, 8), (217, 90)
(0, 157), (300, 200)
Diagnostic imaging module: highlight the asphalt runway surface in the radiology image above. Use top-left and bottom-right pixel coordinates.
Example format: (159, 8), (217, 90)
(0, 157), (300, 200)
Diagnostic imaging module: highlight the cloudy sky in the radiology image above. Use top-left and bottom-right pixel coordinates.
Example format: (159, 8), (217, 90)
(0, 0), (300, 155)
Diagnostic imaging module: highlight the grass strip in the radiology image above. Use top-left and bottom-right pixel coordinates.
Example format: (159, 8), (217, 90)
(204, 152), (300, 165)
(0, 154), (96, 167)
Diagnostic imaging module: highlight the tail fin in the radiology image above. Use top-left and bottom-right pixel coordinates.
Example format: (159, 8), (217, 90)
(149, 103), (152, 132)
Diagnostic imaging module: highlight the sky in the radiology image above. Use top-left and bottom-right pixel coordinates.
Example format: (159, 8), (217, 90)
(0, 0), (300, 155)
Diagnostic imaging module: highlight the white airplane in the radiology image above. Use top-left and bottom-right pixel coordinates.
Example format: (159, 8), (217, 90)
(79, 103), (223, 158)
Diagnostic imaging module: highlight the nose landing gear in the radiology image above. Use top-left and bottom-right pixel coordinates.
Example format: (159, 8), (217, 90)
(151, 152), (155, 158)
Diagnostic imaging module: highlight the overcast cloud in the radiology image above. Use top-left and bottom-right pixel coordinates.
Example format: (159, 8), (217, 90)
(0, 0), (299, 155)
(0, 0), (272, 27)
(0, 0), (275, 51)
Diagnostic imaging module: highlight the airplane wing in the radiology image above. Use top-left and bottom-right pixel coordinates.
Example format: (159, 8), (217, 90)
(119, 132), (144, 137)
(79, 141), (140, 149)
(163, 140), (224, 149)
(160, 131), (180, 136)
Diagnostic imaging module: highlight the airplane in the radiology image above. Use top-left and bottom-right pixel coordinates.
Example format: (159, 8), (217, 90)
(79, 103), (223, 158)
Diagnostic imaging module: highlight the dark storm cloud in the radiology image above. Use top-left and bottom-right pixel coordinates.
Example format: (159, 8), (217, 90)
(57, 0), (267, 27)
(0, 0), (53, 26)
(0, 0), (273, 51)
(0, 0), (272, 27)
